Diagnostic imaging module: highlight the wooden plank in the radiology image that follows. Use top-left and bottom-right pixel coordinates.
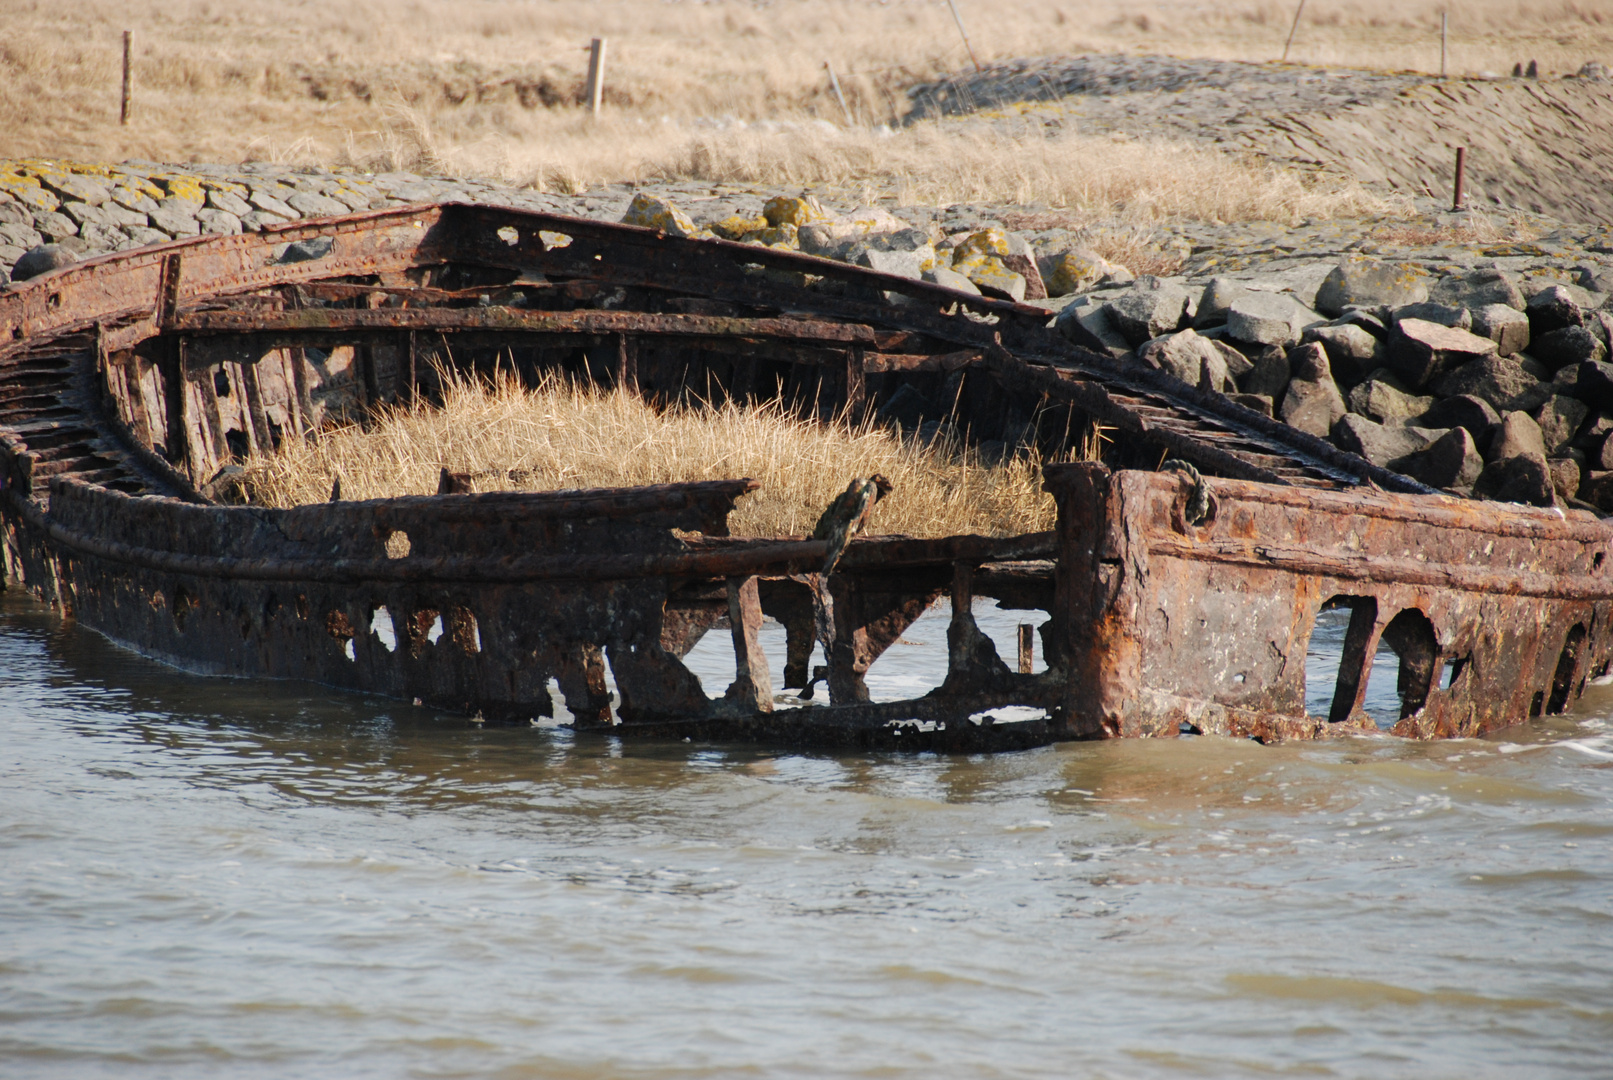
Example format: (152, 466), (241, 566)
(172, 306), (882, 347)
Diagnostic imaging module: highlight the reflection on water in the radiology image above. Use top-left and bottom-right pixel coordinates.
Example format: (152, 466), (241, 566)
(1, 592), (1611, 1079)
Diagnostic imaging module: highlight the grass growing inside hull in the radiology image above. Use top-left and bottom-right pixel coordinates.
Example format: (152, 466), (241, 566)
(237, 371), (1058, 539)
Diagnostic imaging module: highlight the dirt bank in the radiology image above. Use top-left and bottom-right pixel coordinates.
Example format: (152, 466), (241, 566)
(908, 55), (1613, 225)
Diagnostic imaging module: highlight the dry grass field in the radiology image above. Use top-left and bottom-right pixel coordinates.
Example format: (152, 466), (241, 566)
(4, 0), (1610, 218)
(238, 372), (1057, 539)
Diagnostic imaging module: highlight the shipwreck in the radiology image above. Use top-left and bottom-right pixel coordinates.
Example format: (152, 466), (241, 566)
(0, 202), (1607, 748)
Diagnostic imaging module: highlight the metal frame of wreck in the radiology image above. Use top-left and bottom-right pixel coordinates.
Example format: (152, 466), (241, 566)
(0, 202), (1609, 748)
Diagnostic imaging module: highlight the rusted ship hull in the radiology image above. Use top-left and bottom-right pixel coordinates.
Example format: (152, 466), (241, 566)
(0, 203), (1607, 746)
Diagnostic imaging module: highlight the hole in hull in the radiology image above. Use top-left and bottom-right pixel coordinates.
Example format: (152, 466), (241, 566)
(1548, 624), (1588, 714)
(1305, 595), (1377, 723)
(370, 605), (397, 652)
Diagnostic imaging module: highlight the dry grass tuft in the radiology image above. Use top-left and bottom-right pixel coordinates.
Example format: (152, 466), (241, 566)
(238, 371), (1057, 539)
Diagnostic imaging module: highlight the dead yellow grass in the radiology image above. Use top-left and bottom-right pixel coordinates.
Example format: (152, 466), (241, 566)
(237, 372), (1057, 539)
(2, 0), (1606, 216)
(647, 123), (1393, 224)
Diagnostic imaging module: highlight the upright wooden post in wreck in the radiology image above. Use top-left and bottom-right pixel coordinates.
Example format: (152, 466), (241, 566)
(1045, 463), (1121, 739)
(614, 332), (637, 393)
(843, 349), (867, 425)
(156, 254), (188, 472)
(724, 576), (772, 713)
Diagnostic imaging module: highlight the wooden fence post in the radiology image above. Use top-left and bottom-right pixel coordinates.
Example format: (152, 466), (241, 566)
(586, 38), (607, 117)
(1282, 0), (1306, 63)
(945, 0), (981, 72)
(120, 30), (132, 125)
(824, 61), (853, 125)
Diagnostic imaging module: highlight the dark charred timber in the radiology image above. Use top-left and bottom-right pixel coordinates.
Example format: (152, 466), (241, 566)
(0, 203), (1609, 749)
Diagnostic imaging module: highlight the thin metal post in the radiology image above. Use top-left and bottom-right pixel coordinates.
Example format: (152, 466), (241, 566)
(120, 30), (132, 125)
(824, 61), (853, 126)
(585, 38), (606, 117)
(1282, 0), (1306, 63)
(945, 0), (982, 72)
(1452, 146), (1467, 210)
(1441, 12), (1448, 78)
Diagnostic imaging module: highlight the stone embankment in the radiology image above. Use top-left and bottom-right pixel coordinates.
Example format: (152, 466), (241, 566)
(907, 54), (1613, 224)
(7, 158), (1613, 513)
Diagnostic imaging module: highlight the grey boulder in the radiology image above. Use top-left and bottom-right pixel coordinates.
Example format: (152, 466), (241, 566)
(1055, 300), (1131, 359)
(32, 211), (78, 242)
(1106, 277), (1192, 346)
(1470, 303), (1530, 356)
(148, 201), (200, 236)
(1227, 292), (1321, 350)
(287, 191), (353, 218)
(206, 189), (253, 217)
(1429, 268), (1525, 311)
(1137, 329), (1231, 392)
(1534, 393), (1591, 455)
(1531, 326), (1606, 370)
(1431, 355), (1545, 411)
(858, 247), (923, 279)
(1193, 277), (1248, 328)
(1526, 284), (1587, 336)
(1391, 301), (1472, 331)
(1473, 411), (1555, 506)
(1395, 427), (1484, 492)
(1279, 343), (1346, 437)
(1560, 360), (1613, 414)
(9, 243), (78, 282)
(1302, 322), (1383, 387)
(1346, 373), (1433, 425)
(1549, 457), (1583, 504)
(1313, 256), (1430, 317)
(1389, 318), (1498, 388)
(1330, 413), (1442, 467)
(924, 266), (981, 294)
(1416, 394), (1501, 442)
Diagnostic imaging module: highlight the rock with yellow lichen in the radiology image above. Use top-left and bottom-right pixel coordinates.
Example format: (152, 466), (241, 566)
(621, 192), (703, 238)
(741, 223), (800, 249)
(1313, 255), (1431, 317)
(959, 258), (1028, 302)
(762, 194), (829, 229)
(951, 229), (1026, 301)
(0, 173), (59, 213)
(712, 213), (769, 241)
(155, 175), (207, 207)
(951, 227), (1013, 261)
(801, 212), (936, 269)
(38, 172), (111, 206)
(1041, 248), (1132, 297)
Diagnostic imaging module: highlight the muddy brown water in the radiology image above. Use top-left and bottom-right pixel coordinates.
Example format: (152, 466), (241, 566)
(2, 591), (1611, 1079)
